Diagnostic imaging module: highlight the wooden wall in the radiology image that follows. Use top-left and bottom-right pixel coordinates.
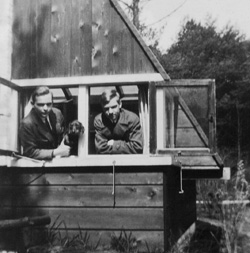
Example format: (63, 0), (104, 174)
(12, 0), (156, 79)
(3, 1), (201, 251)
(0, 168), (196, 251)
(0, 0), (12, 79)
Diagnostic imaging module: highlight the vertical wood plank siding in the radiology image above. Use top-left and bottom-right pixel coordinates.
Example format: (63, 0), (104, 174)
(50, 0), (71, 76)
(0, 0), (13, 79)
(12, 0), (31, 78)
(12, 0), (156, 79)
(37, 0), (52, 78)
(29, 0), (37, 78)
(79, 0), (92, 75)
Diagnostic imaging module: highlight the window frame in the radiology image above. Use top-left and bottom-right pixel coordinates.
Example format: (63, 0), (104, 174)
(1, 73), (170, 167)
(155, 79), (216, 153)
(88, 84), (147, 155)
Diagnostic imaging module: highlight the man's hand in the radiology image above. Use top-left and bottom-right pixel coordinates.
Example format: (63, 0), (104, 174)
(107, 139), (114, 146)
(53, 137), (71, 157)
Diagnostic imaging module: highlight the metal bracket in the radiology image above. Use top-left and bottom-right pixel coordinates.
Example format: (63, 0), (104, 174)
(179, 163), (184, 194)
(174, 152), (184, 194)
(112, 160), (116, 208)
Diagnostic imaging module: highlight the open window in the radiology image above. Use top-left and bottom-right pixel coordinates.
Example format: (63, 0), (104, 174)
(88, 84), (149, 155)
(0, 76), (220, 170)
(0, 79), (20, 155)
(0, 80), (84, 166)
(21, 86), (82, 156)
(156, 79), (216, 152)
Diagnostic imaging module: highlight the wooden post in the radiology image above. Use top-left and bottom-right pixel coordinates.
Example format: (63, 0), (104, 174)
(208, 80), (216, 153)
(78, 86), (89, 158)
(149, 82), (157, 153)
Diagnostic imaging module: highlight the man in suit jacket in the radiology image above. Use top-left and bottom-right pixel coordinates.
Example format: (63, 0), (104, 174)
(19, 86), (70, 160)
(94, 89), (143, 154)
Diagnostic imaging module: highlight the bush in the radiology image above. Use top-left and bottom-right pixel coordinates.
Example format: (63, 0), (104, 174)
(197, 160), (250, 253)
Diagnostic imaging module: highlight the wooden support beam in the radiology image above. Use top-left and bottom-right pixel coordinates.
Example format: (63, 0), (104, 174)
(7, 154), (173, 168)
(156, 88), (165, 149)
(149, 82), (157, 154)
(0, 77), (22, 91)
(208, 80), (216, 152)
(11, 73), (164, 88)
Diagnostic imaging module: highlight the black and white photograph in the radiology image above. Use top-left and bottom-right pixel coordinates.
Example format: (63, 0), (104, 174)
(0, 0), (250, 252)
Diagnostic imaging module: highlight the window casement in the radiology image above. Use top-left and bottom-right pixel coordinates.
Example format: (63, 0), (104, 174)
(1, 73), (173, 168)
(155, 79), (216, 153)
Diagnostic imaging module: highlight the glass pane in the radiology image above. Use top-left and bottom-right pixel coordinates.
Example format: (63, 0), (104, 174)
(161, 80), (212, 149)
(177, 86), (209, 137)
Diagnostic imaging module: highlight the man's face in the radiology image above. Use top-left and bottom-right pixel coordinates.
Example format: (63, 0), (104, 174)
(103, 97), (121, 124)
(33, 93), (53, 120)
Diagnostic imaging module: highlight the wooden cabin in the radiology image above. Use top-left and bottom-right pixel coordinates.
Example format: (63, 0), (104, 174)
(0, 0), (224, 251)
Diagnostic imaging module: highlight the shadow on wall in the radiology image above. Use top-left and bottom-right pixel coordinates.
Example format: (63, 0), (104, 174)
(0, 169), (49, 251)
(12, 4), (53, 79)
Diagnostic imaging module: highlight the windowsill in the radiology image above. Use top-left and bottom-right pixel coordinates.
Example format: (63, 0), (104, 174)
(1, 154), (173, 168)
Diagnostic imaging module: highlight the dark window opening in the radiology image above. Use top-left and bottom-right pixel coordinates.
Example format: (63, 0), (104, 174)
(51, 88), (78, 126)
(89, 85), (140, 154)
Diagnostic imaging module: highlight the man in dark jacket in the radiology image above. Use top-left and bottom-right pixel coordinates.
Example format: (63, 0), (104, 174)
(94, 89), (143, 154)
(19, 86), (70, 160)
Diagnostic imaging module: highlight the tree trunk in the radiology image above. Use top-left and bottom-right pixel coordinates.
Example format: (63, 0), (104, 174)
(132, 0), (140, 29)
(236, 100), (241, 161)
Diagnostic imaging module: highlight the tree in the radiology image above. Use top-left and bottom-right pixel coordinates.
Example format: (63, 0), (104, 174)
(118, 0), (143, 29)
(160, 19), (250, 163)
(118, 0), (164, 47)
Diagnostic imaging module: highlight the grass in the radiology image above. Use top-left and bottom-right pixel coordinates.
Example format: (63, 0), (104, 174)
(110, 230), (138, 253)
(26, 215), (101, 253)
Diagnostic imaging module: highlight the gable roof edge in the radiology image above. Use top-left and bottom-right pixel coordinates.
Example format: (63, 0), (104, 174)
(110, 0), (170, 81)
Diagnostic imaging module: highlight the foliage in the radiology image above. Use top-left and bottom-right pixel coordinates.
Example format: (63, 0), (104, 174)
(26, 222), (166, 253)
(27, 215), (101, 253)
(120, 2), (250, 163)
(110, 230), (138, 253)
(197, 160), (250, 253)
(161, 19), (248, 79)
(156, 19), (250, 162)
(119, 0), (165, 48)
(140, 23), (165, 48)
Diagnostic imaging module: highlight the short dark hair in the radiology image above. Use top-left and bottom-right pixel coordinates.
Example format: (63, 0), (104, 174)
(30, 86), (53, 104)
(100, 89), (120, 107)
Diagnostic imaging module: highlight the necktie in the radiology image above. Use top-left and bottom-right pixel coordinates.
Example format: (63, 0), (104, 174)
(45, 117), (52, 132)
